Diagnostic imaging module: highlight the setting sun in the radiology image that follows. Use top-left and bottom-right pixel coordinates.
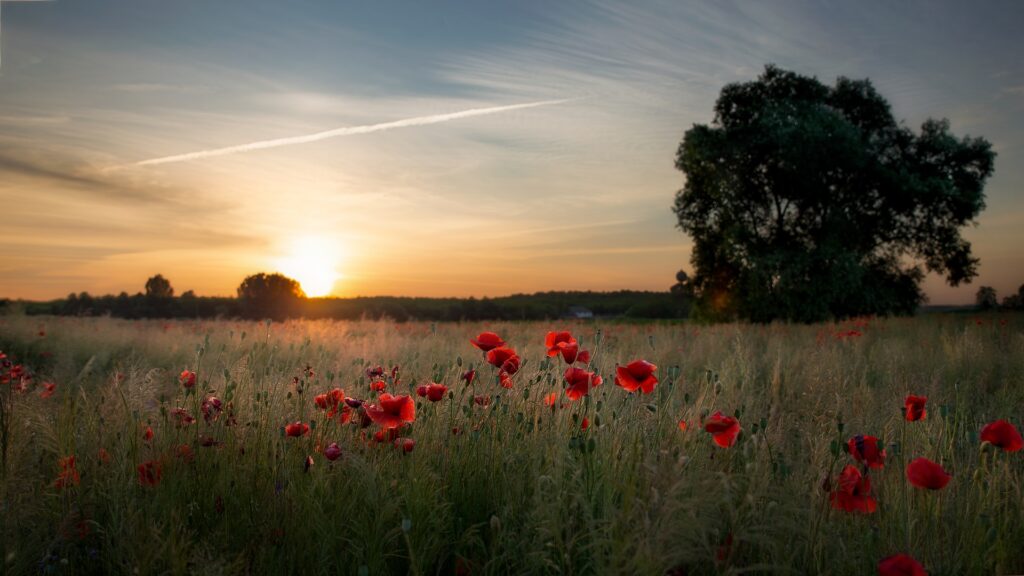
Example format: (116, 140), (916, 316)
(275, 236), (344, 297)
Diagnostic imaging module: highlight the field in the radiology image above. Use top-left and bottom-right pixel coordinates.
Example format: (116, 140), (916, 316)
(1, 314), (1022, 575)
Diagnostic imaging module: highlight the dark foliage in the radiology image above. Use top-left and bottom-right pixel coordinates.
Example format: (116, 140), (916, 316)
(674, 65), (995, 322)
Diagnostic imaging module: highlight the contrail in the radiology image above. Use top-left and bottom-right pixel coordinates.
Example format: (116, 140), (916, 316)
(133, 99), (571, 167)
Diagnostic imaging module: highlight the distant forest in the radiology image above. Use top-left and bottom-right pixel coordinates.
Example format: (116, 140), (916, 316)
(4, 273), (692, 322)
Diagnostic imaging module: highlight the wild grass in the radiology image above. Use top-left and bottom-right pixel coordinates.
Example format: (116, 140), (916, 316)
(0, 314), (1022, 575)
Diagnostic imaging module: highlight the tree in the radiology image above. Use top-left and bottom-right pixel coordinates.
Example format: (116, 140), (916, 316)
(1000, 284), (1023, 310)
(236, 272), (306, 320)
(975, 286), (998, 310)
(144, 274), (174, 299)
(674, 65), (995, 322)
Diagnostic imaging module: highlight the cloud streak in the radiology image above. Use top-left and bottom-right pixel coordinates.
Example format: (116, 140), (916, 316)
(131, 99), (572, 167)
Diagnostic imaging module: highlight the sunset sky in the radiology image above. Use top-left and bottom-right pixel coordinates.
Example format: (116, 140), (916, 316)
(2, 1), (1022, 303)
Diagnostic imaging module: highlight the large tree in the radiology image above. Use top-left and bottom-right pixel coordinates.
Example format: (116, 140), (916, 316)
(674, 65), (995, 322)
(236, 272), (306, 320)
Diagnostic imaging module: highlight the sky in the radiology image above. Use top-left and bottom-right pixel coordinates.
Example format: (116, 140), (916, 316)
(1, 0), (1022, 303)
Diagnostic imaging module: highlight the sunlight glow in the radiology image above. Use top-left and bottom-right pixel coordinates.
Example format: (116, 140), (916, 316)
(275, 236), (344, 297)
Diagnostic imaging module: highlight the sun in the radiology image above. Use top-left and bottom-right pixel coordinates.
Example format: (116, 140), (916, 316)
(275, 236), (344, 297)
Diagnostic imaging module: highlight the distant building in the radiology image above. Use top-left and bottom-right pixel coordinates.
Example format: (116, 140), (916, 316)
(565, 306), (594, 319)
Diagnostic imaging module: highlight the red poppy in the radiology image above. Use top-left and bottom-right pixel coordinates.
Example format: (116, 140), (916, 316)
(499, 371), (514, 389)
(829, 465), (877, 513)
(366, 365), (385, 379)
(544, 392), (558, 407)
(373, 428), (403, 443)
(137, 460), (163, 486)
(324, 442), (342, 461)
(847, 434), (887, 469)
(54, 456), (80, 489)
(415, 385), (428, 398)
(143, 426), (154, 442)
(176, 444), (195, 463)
(304, 455), (314, 472)
(461, 369), (476, 386)
(180, 370), (196, 388)
(370, 380), (387, 392)
(470, 331), (505, 352)
(678, 419), (688, 431)
(486, 346), (521, 375)
(172, 408), (195, 427)
(564, 367), (602, 401)
(580, 417), (590, 430)
(615, 360), (658, 394)
(980, 419), (1023, 452)
(577, 350), (591, 364)
(903, 395), (927, 421)
(285, 421), (310, 437)
(545, 331), (579, 364)
(474, 395), (491, 407)
(201, 396), (222, 422)
(704, 412), (741, 448)
(395, 438), (415, 453)
(364, 394), (416, 429)
(906, 457), (951, 490)
(877, 553), (926, 576)
(40, 382), (57, 399)
(425, 383), (448, 402)
(98, 448), (111, 464)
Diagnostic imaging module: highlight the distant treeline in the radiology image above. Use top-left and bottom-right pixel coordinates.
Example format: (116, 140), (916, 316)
(10, 289), (690, 322)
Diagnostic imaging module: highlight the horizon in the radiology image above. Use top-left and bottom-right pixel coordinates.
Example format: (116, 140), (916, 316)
(3, 1), (1024, 305)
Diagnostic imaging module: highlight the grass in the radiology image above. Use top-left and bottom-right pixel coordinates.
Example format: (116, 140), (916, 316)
(1, 314), (1022, 575)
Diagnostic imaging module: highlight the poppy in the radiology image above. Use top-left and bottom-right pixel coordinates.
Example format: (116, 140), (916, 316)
(903, 395), (927, 422)
(180, 370), (196, 389)
(201, 396), (222, 422)
(564, 367), (602, 401)
(172, 408), (195, 427)
(615, 360), (658, 394)
(877, 553), (926, 576)
(54, 456), (80, 489)
(544, 392), (558, 407)
(285, 421), (310, 437)
(474, 395), (491, 407)
(580, 417), (590, 430)
(176, 444), (195, 462)
(847, 435), (886, 469)
(704, 412), (741, 448)
(461, 369), (476, 386)
(415, 385), (428, 398)
(499, 371), (514, 389)
(486, 346), (521, 375)
(678, 419), (688, 431)
(545, 331), (579, 364)
(470, 331), (505, 352)
(980, 419), (1023, 452)
(373, 428), (403, 443)
(365, 365), (385, 379)
(98, 448), (111, 464)
(370, 380), (387, 392)
(425, 383), (448, 402)
(324, 442), (342, 461)
(137, 460), (163, 486)
(143, 426), (154, 442)
(906, 457), (951, 490)
(577, 350), (591, 364)
(40, 382), (57, 399)
(364, 394), (416, 429)
(829, 465), (877, 513)
(304, 455), (314, 472)
(395, 438), (415, 453)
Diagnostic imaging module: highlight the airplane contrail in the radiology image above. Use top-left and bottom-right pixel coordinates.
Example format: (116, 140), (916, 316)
(133, 99), (572, 167)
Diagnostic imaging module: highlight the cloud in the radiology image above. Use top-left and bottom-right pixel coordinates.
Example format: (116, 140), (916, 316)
(129, 99), (573, 167)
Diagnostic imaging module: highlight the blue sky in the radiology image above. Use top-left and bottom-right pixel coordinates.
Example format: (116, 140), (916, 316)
(1, 0), (1022, 302)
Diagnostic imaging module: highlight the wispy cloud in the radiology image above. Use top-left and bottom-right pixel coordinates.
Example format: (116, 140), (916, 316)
(130, 99), (573, 167)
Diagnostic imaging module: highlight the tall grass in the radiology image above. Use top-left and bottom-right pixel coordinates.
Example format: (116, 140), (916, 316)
(1, 314), (1021, 575)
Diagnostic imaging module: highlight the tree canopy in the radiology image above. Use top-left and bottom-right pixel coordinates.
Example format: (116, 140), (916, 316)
(674, 65), (995, 322)
(236, 272), (306, 320)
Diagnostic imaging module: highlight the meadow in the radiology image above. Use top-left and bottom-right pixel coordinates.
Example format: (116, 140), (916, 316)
(1, 314), (1022, 575)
